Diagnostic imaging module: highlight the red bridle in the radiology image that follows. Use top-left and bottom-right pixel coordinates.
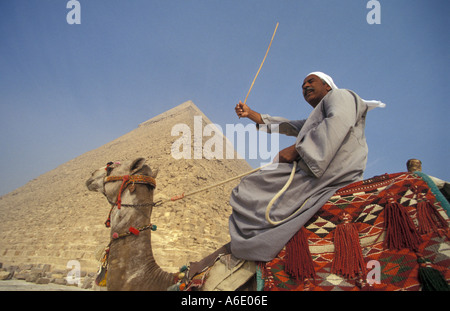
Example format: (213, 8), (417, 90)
(103, 174), (156, 228)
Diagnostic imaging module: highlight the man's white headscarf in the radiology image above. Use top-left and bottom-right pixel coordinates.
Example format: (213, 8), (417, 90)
(307, 71), (386, 111)
(308, 71), (338, 90)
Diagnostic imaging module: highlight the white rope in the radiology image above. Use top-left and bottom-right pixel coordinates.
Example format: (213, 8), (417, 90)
(265, 161), (308, 225)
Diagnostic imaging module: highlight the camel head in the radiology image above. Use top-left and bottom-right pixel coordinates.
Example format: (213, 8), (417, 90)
(86, 158), (158, 198)
(86, 157), (159, 235)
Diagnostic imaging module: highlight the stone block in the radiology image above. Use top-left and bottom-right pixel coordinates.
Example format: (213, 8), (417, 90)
(14, 272), (29, 280)
(26, 272), (42, 283)
(50, 273), (65, 279)
(54, 278), (67, 286)
(36, 277), (50, 285)
(81, 277), (94, 289)
(19, 264), (34, 271)
(0, 271), (13, 280)
(6, 265), (20, 273)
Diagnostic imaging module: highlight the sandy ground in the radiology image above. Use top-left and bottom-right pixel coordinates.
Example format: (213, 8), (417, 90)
(0, 280), (93, 291)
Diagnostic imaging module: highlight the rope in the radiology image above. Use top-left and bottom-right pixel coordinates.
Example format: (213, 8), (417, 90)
(157, 161), (302, 227)
(243, 22), (279, 105)
(155, 162), (273, 206)
(265, 161), (308, 225)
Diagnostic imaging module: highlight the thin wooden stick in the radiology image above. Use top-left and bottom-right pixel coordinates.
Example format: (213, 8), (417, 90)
(243, 22), (279, 105)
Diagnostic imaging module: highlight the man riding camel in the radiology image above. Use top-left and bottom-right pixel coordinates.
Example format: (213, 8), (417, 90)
(229, 71), (384, 261)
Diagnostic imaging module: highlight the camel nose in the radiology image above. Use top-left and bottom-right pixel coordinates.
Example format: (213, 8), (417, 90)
(86, 179), (92, 189)
(86, 179), (97, 191)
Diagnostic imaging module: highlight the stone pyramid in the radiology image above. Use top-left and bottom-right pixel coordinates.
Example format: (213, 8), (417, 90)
(0, 101), (252, 274)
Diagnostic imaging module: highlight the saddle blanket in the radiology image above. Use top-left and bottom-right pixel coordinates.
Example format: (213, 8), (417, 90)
(259, 173), (450, 291)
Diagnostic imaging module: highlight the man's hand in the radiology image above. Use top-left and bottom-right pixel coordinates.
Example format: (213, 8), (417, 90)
(235, 101), (264, 124)
(235, 101), (251, 118)
(275, 145), (300, 163)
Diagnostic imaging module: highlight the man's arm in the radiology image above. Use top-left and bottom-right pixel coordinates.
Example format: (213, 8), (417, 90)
(235, 101), (264, 124)
(236, 101), (305, 136)
(235, 101), (302, 164)
(275, 145), (300, 163)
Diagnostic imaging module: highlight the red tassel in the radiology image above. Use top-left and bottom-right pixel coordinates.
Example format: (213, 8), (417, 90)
(332, 213), (367, 279)
(129, 226), (140, 236)
(383, 202), (422, 251)
(285, 227), (316, 281)
(417, 201), (448, 236)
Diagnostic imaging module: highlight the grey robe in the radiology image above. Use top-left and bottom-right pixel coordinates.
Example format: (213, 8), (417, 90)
(229, 89), (369, 261)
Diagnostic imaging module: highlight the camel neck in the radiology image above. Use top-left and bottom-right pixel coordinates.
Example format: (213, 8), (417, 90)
(106, 185), (175, 290)
(107, 230), (175, 290)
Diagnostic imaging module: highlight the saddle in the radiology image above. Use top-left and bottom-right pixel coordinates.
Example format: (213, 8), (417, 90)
(169, 243), (256, 291)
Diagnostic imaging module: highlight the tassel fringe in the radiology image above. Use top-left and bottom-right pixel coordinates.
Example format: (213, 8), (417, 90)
(285, 227), (316, 281)
(332, 213), (367, 279)
(417, 201), (448, 236)
(383, 202), (422, 251)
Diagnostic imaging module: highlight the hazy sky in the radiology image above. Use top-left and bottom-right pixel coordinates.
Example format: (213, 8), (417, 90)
(0, 0), (448, 196)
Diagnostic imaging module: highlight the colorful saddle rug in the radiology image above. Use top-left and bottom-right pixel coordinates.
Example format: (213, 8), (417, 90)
(258, 172), (450, 291)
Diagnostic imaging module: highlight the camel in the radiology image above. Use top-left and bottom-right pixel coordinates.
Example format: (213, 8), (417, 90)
(86, 158), (255, 291)
(87, 157), (450, 291)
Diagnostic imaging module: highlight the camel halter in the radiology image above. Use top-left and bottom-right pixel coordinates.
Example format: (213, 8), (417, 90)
(103, 174), (157, 228)
(104, 175), (156, 208)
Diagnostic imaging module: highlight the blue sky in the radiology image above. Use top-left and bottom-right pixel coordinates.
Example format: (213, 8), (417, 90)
(0, 0), (448, 196)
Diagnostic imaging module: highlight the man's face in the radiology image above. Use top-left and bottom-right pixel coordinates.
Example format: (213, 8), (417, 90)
(302, 75), (332, 108)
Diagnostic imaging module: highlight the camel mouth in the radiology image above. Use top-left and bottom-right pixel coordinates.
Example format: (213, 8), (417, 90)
(86, 178), (101, 192)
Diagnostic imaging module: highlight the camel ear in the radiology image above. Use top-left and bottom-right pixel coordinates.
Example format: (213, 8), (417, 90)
(130, 158), (146, 174)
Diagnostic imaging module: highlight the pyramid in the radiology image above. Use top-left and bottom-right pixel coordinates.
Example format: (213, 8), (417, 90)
(0, 101), (252, 273)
